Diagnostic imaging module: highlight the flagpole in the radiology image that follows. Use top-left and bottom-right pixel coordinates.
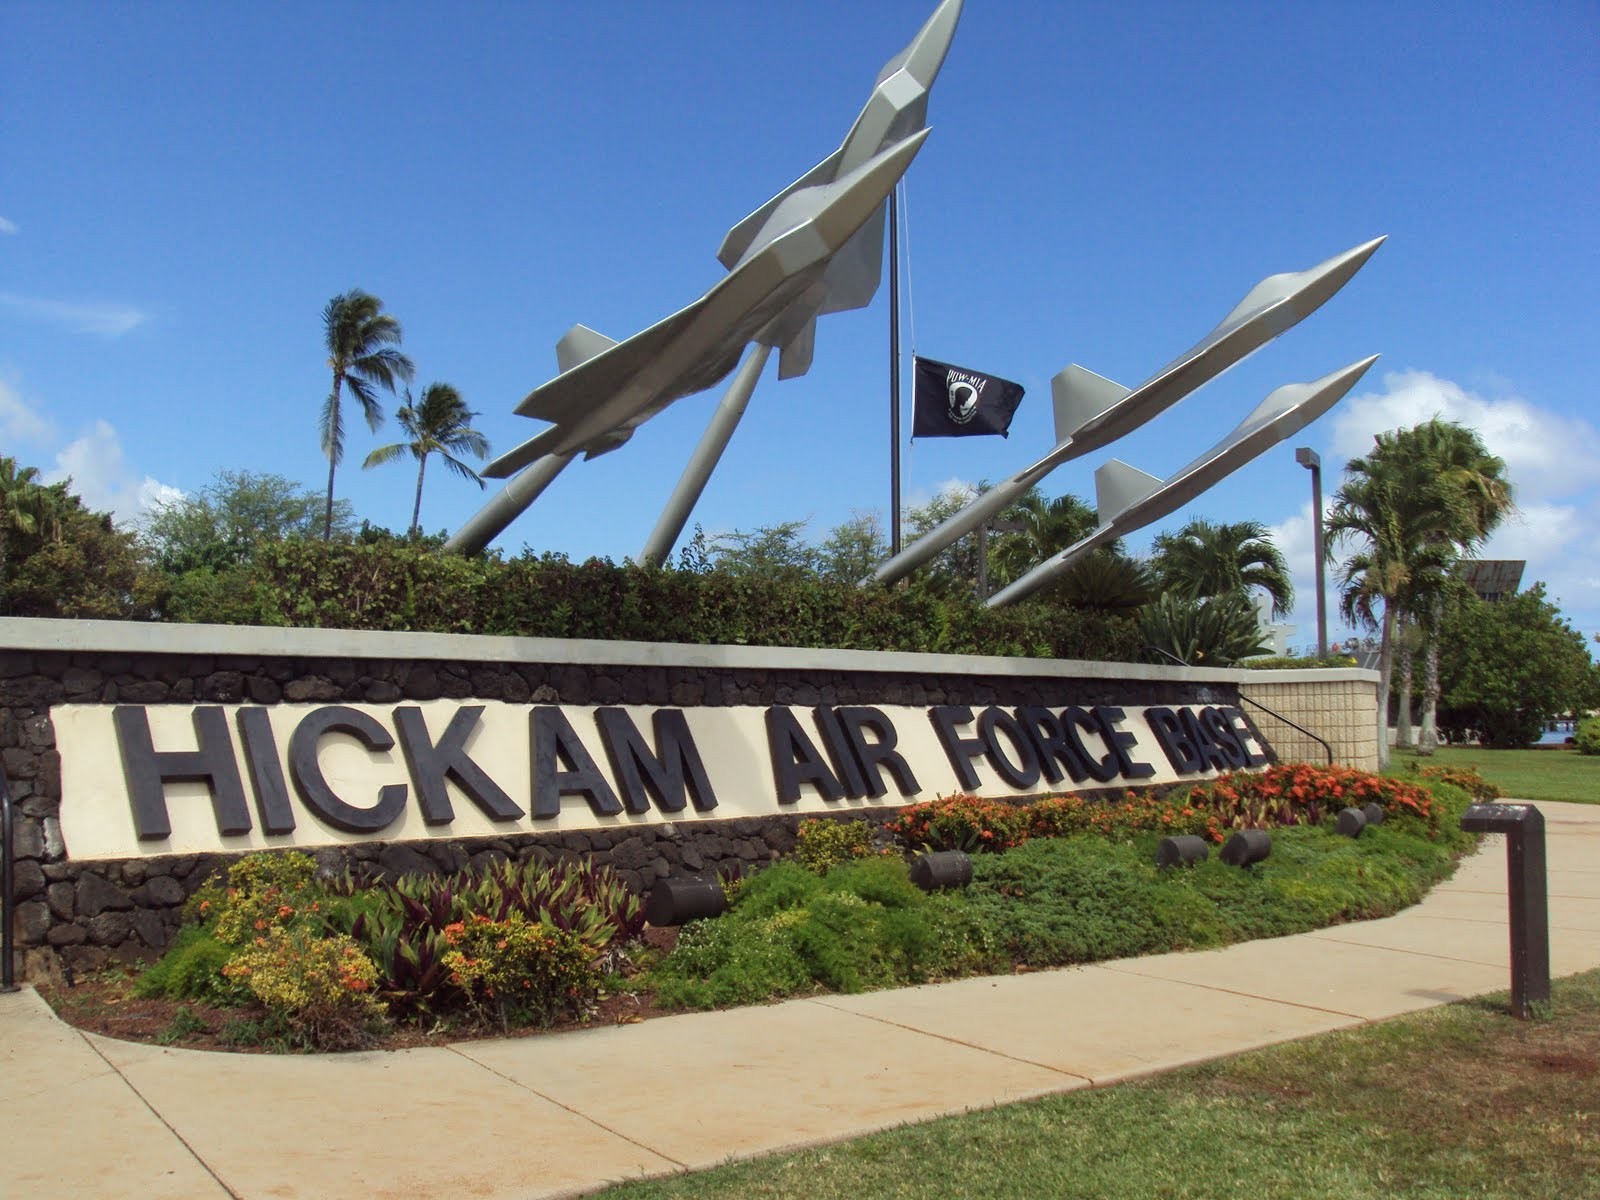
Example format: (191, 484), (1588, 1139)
(889, 187), (902, 556)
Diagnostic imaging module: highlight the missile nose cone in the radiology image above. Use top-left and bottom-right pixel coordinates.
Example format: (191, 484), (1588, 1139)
(903, 0), (965, 86)
(1317, 235), (1388, 284)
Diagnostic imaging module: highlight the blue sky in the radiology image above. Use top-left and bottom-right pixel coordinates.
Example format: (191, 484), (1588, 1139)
(3, 1), (1596, 652)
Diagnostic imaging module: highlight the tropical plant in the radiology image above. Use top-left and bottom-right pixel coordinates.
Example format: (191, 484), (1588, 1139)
(362, 383), (490, 538)
(987, 489), (1100, 589)
(1151, 518), (1293, 618)
(1138, 588), (1272, 667)
(0, 457), (56, 604)
(319, 289), (414, 539)
(1326, 420), (1513, 765)
(1047, 549), (1154, 612)
(1396, 421), (1513, 751)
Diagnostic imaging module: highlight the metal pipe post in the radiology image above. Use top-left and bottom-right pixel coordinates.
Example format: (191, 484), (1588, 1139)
(889, 188), (902, 556)
(1461, 803), (1551, 1018)
(1296, 447), (1328, 658)
(638, 343), (772, 568)
(444, 451), (578, 556)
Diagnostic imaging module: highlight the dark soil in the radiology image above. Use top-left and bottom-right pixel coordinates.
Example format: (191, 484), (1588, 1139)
(38, 925), (682, 1055)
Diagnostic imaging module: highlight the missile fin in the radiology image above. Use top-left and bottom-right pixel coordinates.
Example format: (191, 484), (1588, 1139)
(778, 316), (817, 379)
(1052, 366), (1131, 443)
(555, 325), (619, 374)
(1095, 459), (1162, 520)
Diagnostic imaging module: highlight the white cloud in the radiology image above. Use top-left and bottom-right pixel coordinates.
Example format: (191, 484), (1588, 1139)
(0, 216), (17, 235)
(0, 291), (149, 337)
(1310, 368), (1600, 647)
(0, 375), (52, 445)
(46, 421), (182, 527)
(1329, 369), (1600, 502)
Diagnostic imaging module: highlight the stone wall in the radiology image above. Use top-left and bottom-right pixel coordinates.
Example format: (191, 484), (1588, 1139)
(1, 619), (1373, 983)
(1237, 669), (1382, 770)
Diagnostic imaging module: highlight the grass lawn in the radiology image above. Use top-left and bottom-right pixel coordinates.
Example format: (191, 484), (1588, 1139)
(595, 971), (1600, 1200)
(1391, 745), (1599, 804)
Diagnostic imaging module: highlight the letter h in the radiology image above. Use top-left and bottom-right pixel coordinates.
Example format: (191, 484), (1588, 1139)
(114, 706), (251, 840)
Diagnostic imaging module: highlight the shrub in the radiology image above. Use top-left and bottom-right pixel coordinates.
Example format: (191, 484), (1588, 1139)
(441, 913), (600, 1030)
(962, 839), (1231, 965)
(794, 818), (875, 874)
(649, 857), (992, 1009)
(1576, 716), (1600, 757)
(187, 851), (329, 947)
(221, 929), (386, 1051)
(175, 538), (1145, 661)
(326, 856), (643, 1018)
(132, 927), (244, 1004)
(1406, 762), (1505, 802)
(884, 794), (1033, 852)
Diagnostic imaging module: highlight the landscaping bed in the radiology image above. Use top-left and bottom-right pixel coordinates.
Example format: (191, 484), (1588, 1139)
(38, 763), (1497, 1054)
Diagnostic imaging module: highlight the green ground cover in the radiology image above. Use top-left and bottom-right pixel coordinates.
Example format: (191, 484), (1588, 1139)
(1393, 746), (1598, 804)
(595, 970), (1600, 1200)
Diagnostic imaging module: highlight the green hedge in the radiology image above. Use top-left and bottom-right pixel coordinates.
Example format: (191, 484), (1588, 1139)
(171, 542), (1142, 660)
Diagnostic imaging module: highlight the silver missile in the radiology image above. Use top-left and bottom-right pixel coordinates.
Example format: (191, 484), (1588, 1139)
(864, 236), (1386, 588)
(984, 354), (1381, 608)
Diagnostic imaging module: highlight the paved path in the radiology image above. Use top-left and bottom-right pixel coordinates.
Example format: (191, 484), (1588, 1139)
(5, 800), (1597, 1200)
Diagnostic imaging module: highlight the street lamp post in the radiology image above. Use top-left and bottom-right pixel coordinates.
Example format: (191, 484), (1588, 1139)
(1295, 447), (1328, 659)
(976, 518), (1026, 601)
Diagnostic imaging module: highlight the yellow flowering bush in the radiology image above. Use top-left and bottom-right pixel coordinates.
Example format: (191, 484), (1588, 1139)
(186, 851), (328, 947)
(441, 912), (599, 1030)
(222, 928), (385, 1050)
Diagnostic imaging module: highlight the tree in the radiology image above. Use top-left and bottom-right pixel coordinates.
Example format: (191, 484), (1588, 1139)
(816, 511), (888, 582)
(1326, 420), (1505, 767)
(0, 457), (57, 606)
(987, 489), (1099, 589)
(900, 482), (984, 596)
(362, 383), (490, 538)
(2, 472), (165, 619)
(1396, 421), (1513, 752)
(320, 290), (414, 539)
(1328, 467), (1454, 769)
(1436, 584), (1600, 747)
(142, 470), (356, 573)
(708, 520), (819, 574)
(1151, 518), (1294, 618)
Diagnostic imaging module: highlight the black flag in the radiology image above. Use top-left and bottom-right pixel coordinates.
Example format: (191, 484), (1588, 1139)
(911, 356), (1024, 438)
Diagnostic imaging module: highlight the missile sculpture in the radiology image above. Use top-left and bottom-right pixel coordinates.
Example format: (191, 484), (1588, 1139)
(637, 0), (965, 566)
(984, 354), (1381, 608)
(445, 127), (931, 555)
(448, 0), (962, 558)
(863, 236), (1387, 588)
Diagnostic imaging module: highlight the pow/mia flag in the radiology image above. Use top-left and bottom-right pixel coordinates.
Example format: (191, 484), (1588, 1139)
(911, 356), (1025, 439)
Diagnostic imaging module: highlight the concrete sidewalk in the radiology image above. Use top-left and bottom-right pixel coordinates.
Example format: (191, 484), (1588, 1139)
(5, 800), (1598, 1200)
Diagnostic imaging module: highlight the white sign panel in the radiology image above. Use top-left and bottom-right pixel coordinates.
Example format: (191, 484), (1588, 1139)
(53, 699), (1271, 860)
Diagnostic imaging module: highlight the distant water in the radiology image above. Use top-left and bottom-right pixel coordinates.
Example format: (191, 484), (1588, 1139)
(1538, 724), (1578, 746)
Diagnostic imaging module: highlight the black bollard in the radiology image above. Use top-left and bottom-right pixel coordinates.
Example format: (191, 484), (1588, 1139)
(909, 850), (973, 891)
(1335, 807), (1368, 838)
(644, 878), (728, 927)
(1220, 830), (1272, 867)
(1460, 803), (1551, 1019)
(1156, 835), (1210, 869)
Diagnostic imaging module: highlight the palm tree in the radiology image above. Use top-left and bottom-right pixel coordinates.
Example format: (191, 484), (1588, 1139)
(1151, 518), (1294, 618)
(362, 383), (490, 538)
(1394, 420), (1513, 752)
(321, 290), (414, 539)
(1326, 424), (1493, 766)
(987, 489), (1099, 589)
(0, 457), (57, 608)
